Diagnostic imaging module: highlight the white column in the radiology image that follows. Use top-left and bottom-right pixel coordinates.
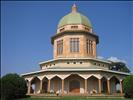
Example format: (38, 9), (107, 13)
(48, 79), (51, 93)
(98, 79), (101, 94)
(28, 81), (31, 94)
(62, 79), (64, 94)
(40, 80), (43, 93)
(107, 79), (110, 94)
(85, 79), (87, 93)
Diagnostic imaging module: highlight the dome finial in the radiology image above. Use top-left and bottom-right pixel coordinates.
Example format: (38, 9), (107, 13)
(72, 4), (77, 13)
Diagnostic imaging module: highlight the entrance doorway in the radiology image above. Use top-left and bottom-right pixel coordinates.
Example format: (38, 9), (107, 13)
(69, 80), (80, 93)
(43, 81), (48, 93)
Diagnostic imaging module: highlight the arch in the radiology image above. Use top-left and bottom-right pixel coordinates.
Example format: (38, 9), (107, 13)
(30, 76), (41, 94)
(47, 74), (63, 80)
(64, 73), (85, 80)
(50, 75), (62, 80)
(109, 76), (120, 94)
(87, 75), (99, 94)
(50, 76), (62, 93)
(40, 75), (49, 80)
(64, 74), (84, 94)
(101, 76), (108, 93)
(69, 80), (80, 93)
(42, 77), (48, 93)
(109, 75), (120, 81)
(30, 76), (40, 83)
(42, 76), (48, 81)
(101, 75), (108, 80)
(87, 75), (99, 80)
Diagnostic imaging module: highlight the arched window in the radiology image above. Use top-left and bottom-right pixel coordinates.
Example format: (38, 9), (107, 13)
(60, 28), (65, 32)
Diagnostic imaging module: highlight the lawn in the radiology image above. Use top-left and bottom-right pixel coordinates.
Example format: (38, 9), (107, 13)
(19, 96), (133, 100)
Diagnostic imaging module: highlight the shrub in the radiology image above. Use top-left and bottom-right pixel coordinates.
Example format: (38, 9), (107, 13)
(1, 73), (27, 100)
(123, 75), (133, 98)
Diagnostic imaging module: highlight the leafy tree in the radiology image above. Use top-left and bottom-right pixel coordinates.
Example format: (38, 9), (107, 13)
(123, 75), (133, 98)
(110, 62), (130, 73)
(1, 73), (27, 100)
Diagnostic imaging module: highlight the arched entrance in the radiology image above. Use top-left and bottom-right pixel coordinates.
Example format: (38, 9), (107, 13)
(69, 80), (80, 93)
(110, 76), (120, 94)
(87, 76), (98, 94)
(101, 77), (108, 93)
(64, 74), (84, 94)
(42, 77), (48, 93)
(51, 76), (62, 93)
(31, 77), (40, 94)
(43, 81), (48, 93)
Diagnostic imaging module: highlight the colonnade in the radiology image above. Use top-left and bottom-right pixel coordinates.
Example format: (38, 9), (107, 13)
(26, 74), (123, 95)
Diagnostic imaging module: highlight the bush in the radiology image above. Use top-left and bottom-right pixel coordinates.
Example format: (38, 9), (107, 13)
(1, 73), (27, 100)
(123, 75), (133, 98)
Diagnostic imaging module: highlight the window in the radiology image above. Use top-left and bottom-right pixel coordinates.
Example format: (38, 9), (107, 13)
(85, 27), (90, 31)
(86, 39), (93, 55)
(70, 38), (79, 52)
(57, 40), (63, 55)
(60, 28), (65, 32)
(71, 25), (78, 29)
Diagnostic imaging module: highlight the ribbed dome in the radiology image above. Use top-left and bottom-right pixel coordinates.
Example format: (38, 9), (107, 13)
(58, 4), (92, 28)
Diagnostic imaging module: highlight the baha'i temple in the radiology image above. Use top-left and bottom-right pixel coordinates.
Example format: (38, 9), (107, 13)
(22, 5), (131, 96)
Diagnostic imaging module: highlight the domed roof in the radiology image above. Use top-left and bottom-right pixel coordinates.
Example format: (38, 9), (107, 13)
(58, 4), (92, 28)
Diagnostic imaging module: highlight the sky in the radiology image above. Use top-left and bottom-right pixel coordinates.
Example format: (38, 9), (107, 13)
(1, 1), (133, 76)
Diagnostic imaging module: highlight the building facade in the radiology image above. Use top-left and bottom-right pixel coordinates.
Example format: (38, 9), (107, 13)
(22, 5), (130, 96)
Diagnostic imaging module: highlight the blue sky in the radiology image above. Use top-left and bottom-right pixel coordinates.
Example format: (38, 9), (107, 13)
(1, 1), (133, 76)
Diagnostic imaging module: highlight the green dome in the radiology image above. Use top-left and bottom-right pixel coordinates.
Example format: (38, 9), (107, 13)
(58, 12), (92, 28)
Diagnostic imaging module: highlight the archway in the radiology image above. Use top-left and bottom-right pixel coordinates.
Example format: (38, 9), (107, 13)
(69, 80), (80, 93)
(87, 75), (98, 94)
(42, 77), (48, 93)
(64, 74), (84, 94)
(51, 76), (62, 93)
(31, 77), (40, 94)
(110, 76), (120, 94)
(101, 77), (108, 93)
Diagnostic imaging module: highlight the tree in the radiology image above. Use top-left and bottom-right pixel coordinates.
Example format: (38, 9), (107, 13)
(123, 75), (133, 98)
(1, 73), (27, 100)
(110, 62), (130, 73)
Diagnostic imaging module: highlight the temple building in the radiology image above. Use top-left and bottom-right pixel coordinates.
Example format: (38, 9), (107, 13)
(22, 5), (130, 96)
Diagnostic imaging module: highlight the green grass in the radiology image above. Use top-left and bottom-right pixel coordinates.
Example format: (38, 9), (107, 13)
(18, 96), (133, 100)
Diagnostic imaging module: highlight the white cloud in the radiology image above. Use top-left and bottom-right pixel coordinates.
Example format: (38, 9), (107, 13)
(97, 56), (104, 59)
(107, 56), (127, 64)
